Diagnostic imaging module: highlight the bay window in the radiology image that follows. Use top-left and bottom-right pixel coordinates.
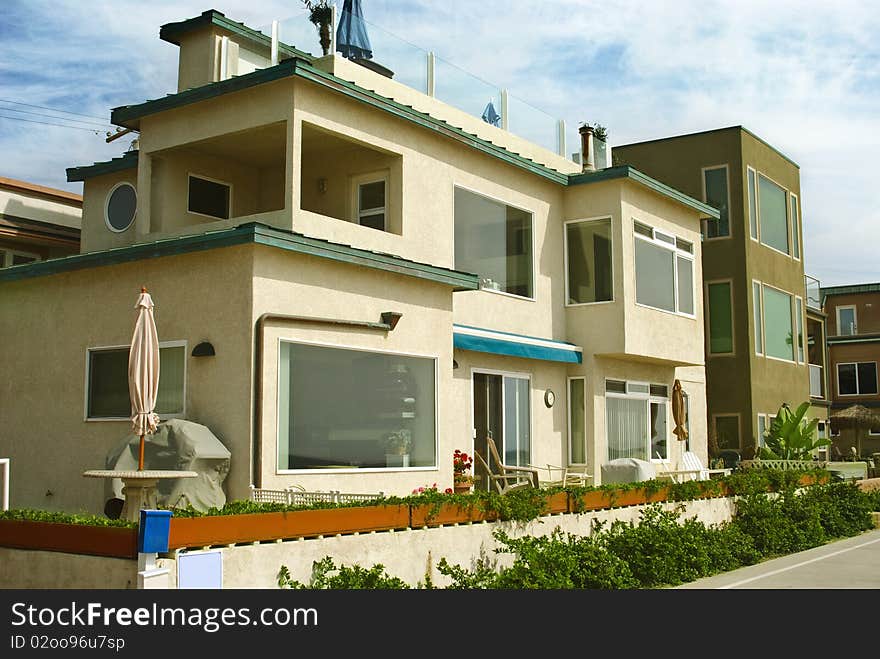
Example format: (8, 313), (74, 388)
(634, 221), (694, 316)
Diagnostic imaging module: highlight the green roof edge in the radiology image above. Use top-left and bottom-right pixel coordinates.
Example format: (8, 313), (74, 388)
(821, 283), (880, 296)
(568, 166), (720, 218)
(0, 222), (480, 291)
(67, 151), (139, 182)
(159, 9), (313, 61)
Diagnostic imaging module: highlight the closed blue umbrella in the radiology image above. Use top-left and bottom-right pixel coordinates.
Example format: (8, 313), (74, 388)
(336, 0), (373, 60)
(482, 100), (500, 127)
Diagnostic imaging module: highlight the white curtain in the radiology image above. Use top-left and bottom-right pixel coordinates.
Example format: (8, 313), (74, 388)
(606, 397), (648, 461)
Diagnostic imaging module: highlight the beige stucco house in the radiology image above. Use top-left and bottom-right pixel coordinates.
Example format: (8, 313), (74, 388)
(0, 10), (718, 514)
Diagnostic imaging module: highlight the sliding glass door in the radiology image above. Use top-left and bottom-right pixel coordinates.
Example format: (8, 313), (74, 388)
(473, 371), (531, 488)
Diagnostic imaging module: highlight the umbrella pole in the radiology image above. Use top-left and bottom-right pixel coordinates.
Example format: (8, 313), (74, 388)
(138, 434), (145, 471)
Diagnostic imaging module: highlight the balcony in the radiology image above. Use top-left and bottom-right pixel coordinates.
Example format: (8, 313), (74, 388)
(805, 274), (821, 311)
(809, 363), (823, 399)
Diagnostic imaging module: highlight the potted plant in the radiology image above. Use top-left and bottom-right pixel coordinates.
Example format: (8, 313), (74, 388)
(383, 430), (412, 467)
(592, 123), (608, 168)
(302, 1), (334, 55)
(453, 449), (474, 493)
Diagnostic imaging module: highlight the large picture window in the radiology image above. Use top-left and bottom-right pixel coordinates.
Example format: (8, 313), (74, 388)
(633, 221), (694, 316)
(762, 285), (794, 361)
(454, 187), (533, 298)
(757, 173), (789, 254)
(566, 218), (612, 304)
(87, 343), (186, 419)
(277, 342), (436, 470)
(702, 165), (730, 238)
(605, 380), (669, 462)
(707, 281), (733, 354)
(837, 362), (878, 396)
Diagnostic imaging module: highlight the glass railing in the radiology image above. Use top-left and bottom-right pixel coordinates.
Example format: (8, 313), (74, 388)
(809, 364), (823, 398)
(805, 274), (821, 311)
(253, 9), (580, 164)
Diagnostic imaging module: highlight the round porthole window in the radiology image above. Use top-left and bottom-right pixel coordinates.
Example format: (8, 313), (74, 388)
(105, 182), (137, 232)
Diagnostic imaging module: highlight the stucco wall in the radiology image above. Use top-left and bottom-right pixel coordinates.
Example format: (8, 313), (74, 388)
(79, 171), (138, 254)
(0, 245), (254, 514)
(0, 548), (136, 589)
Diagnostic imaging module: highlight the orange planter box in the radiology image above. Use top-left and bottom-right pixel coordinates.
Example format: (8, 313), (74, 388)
(167, 504), (411, 549)
(410, 503), (497, 528)
(0, 520), (137, 559)
(544, 492), (570, 514)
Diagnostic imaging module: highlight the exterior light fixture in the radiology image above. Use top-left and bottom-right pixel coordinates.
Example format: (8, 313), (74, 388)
(192, 341), (216, 357)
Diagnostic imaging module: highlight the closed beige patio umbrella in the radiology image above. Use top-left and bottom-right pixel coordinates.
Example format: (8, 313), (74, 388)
(672, 379), (688, 444)
(129, 287), (160, 470)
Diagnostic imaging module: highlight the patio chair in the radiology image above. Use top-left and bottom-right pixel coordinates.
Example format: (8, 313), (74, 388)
(681, 451), (731, 480)
(654, 452), (701, 484)
(477, 437), (539, 494)
(528, 463), (568, 487)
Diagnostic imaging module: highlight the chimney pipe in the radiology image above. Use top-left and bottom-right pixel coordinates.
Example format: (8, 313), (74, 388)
(579, 124), (595, 172)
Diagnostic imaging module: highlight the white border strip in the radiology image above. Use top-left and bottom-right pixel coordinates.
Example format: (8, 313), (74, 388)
(453, 325), (583, 353)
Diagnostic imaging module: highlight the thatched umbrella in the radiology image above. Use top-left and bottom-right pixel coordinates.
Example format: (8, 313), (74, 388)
(830, 404), (880, 459)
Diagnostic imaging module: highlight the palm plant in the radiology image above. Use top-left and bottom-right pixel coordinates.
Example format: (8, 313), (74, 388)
(758, 401), (829, 460)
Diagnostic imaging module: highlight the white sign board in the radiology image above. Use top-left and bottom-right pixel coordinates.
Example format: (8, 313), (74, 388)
(178, 550), (223, 589)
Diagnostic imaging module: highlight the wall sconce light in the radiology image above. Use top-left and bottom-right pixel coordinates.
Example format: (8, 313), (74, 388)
(380, 311), (403, 330)
(317, 177), (328, 194)
(192, 341), (216, 357)
(453, 359), (459, 370)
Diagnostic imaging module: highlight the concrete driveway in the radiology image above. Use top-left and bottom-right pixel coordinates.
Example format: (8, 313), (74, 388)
(676, 528), (880, 589)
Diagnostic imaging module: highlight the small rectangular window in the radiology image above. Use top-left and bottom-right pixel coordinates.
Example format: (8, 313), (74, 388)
(790, 193), (800, 259)
(703, 166), (730, 237)
(633, 221), (653, 238)
(837, 306), (857, 336)
(605, 380), (627, 393)
(568, 378), (586, 464)
(649, 384), (668, 397)
(753, 282), (763, 354)
(357, 179), (386, 231)
(188, 175), (230, 219)
(566, 218), (613, 304)
(708, 282), (733, 354)
(748, 168), (758, 240)
(628, 383), (650, 395)
(795, 297), (804, 363)
(838, 363), (857, 395)
(714, 415), (740, 450)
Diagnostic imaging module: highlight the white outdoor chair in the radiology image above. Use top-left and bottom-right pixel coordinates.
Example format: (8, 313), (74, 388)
(654, 452), (700, 483)
(681, 451), (731, 480)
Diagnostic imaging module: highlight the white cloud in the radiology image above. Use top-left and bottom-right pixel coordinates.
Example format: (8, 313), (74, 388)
(1, 0), (878, 285)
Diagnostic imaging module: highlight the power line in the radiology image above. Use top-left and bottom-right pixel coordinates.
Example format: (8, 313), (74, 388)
(0, 105), (110, 129)
(0, 98), (108, 122)
(0, 114), (105, 134)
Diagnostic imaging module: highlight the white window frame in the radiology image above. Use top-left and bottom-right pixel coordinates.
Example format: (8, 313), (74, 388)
(790, 192), (801, 261)
(452, 183), (537, 302)
(755, 280), (797, 363)
(795, 296), (805, 364)
(633, 221), (695, 318)
(705, 278), (735, 356)
(605, 378), (670, 463)
(754, 170), (792, 258)
(712, 413), (741, 451)
(470, 367), (533, 468)
(747, 166), (758, 242)
(276, 338), (439, 474)
(351, 171), (388, 231)
(187, 173), (233, 220)
(700, 164), (731, 240)
(567, 376), (587, 465)
(836, 361), (878, 397)
(564, 216), (615, 307)
(0, 248), (40, 268)
(84, 340), (187, 422)
(103, 181), (138, 233)
(836, 305), (857, 336)
(753, 279), (764, 355)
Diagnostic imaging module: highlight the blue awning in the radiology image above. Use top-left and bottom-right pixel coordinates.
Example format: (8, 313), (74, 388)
(453, 324), (582, 364)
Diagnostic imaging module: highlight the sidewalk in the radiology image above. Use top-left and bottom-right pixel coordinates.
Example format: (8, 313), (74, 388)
(675, 528), (880, 589)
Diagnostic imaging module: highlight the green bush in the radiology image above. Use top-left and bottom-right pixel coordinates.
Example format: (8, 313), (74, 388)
(0, 508), (135, 528)
(277, 558), (408, 589)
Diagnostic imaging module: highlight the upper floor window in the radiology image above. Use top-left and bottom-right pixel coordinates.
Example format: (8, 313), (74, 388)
(749, 171), (791, 255)
(837, 362), (878, 396)
(86, 343), (186, 420)
(188, 174), (231, 220)
(454, 186), (533, 298)
(352, 173), (387, 231)
(836, 305), (857, 336)
(707, 280), (734, 354)
(790, 193), (800, 260)
(0, 249), (39, 268)
(702, 165), (730, 238)
(565, 217), (612, 305)
(105, 182), (137, 232)
(754, 281), (803, 362)
(633, 221), (694, 316)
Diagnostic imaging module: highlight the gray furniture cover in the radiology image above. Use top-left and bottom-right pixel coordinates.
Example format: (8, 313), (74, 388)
(600, 458), (657, 485)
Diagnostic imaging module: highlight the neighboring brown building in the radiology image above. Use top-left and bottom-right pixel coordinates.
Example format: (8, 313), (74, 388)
(0, 176), (81, 266)
(823, 282), (880, 458)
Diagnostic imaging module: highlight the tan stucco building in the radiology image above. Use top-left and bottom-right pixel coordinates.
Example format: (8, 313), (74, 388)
(0, 10), (716, 514)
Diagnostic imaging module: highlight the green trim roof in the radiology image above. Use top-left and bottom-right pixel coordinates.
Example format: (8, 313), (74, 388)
(0, 222), (479, 291)
(66, 151), (139, 182)
(821, 283), (880, 297)
(108, 58), (711, 215)
(568, 166), (719, 218)
(159, 9), (313, 62)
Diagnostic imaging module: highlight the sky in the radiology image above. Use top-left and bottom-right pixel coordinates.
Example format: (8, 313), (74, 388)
(1, 0), (878, 286)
